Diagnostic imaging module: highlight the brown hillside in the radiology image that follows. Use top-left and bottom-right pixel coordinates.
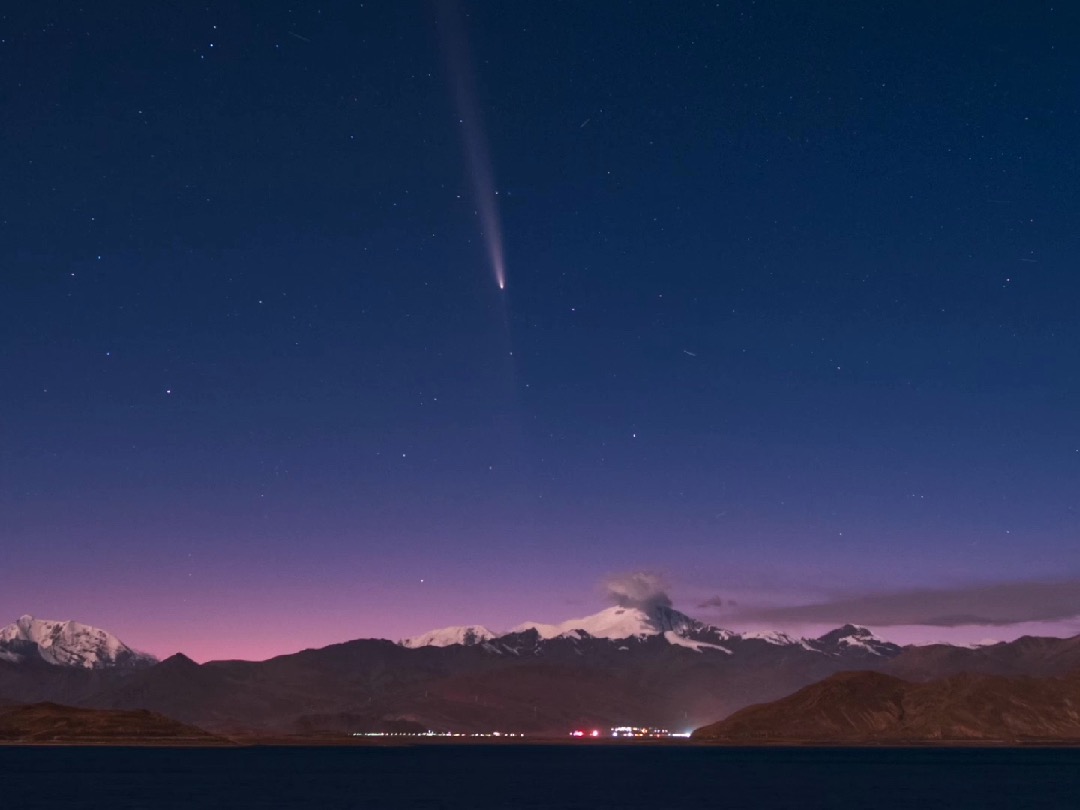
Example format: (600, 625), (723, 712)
(0, 702), (227, 744)
(694, 670), (1080, 743)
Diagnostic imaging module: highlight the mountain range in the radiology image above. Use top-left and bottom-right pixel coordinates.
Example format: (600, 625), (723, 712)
(399, 604), (895, 657)
(4, 606), (1080, 737)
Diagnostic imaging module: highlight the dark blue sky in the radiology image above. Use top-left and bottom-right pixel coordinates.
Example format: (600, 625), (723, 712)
(2, 2), (1078, 659)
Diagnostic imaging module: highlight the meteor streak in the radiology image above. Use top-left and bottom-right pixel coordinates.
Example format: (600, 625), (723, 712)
(437, 1), (507, 290)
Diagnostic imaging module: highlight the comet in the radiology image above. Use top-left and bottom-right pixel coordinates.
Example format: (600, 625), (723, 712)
(437, 0), (507, 291)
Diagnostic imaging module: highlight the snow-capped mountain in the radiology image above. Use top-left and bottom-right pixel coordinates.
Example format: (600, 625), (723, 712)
(400, 625), (498, 648)
(810, 623), (895, 656)
(513, 604), (713, 640)
(398, 604), (898, 658)
(512, 603), (743, 653)
(0, 615), (157, 669)
(398, 604), (719, 651)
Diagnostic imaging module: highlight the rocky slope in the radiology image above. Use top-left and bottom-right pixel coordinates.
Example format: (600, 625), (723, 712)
(693, 669), (1080, 743)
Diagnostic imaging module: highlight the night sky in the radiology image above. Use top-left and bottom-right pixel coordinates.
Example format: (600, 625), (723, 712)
(2, 2), (1078, 661)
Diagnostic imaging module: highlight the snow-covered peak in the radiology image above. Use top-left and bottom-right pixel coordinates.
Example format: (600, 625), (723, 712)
(816, 624), (877, 644)
(741, 630), (802, 646)
(513, 606), (632, 640)
(810, 624), (899, 657)
(513, 604), (706, 641)
(400, 625), (497, 649)
(402, 604), (745, 649)
(0, 615), (157, 669)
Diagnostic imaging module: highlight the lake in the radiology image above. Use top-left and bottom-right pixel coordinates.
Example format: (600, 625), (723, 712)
(1, 745), (1078, 809)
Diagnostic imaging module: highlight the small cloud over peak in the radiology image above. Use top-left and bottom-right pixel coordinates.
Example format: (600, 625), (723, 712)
(602, 571), (672, 612)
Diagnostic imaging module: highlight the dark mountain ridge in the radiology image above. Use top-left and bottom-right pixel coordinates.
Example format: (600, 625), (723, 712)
(0, 623), (900, 734)
(5, 609), (1080, 736)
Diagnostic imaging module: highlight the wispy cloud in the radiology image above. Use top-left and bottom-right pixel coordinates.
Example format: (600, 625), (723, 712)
(731, 579), (1080, 627)
(697, 595), (737, 610)
(602, 572), (672, 611)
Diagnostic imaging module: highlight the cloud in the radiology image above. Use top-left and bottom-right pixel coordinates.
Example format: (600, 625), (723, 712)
(603, 572), (672, 611)
(731, 579), (1080, 627)
(697, 595), (737, 610)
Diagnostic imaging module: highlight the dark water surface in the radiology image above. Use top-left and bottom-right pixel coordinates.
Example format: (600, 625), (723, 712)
(2, 745), (1078, 809)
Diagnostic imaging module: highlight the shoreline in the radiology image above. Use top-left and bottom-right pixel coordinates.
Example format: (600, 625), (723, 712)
(5, 736), (1080, 749)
